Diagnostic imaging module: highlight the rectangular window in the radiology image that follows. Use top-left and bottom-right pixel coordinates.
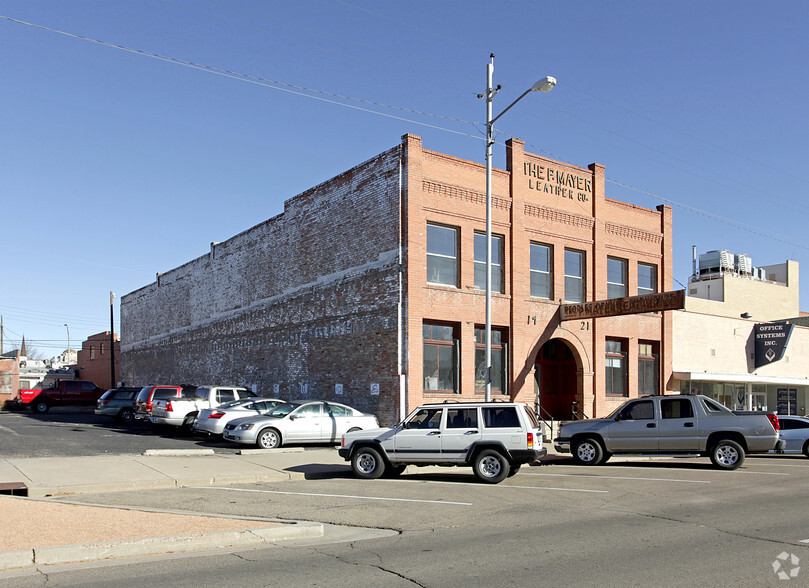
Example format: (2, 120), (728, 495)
(607, 257), (627, 299)
(661, 398), (694, 419)
(530, 243), (553, 299)
(564, 249), (585, 303)
(447, 408), (478, 429)
(423, 322), (459, 393)
(638, 342), (659, 396)
(638, 263), (658, 296)
(474, 327), (507, 395)
(427, 224), (458, 287)
(474, 232), (503, 293)
(482, 406), (520, 428)
(605, 338), (627, 396)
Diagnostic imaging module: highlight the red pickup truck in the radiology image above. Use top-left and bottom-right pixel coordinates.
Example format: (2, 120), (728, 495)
(20, 380), (105, 414)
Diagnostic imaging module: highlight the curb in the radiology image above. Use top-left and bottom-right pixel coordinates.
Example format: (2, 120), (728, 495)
(0, 521), (324, 571)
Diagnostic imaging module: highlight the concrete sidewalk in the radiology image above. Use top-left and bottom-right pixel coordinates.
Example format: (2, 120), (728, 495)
(0, 444), (568, 572)
(0, 447), (348, 571)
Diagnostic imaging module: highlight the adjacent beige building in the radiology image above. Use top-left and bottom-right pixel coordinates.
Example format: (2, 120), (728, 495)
(672, 252), (808, 415)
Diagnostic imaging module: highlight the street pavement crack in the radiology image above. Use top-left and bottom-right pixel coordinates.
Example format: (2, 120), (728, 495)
(315, 547), (426, 586)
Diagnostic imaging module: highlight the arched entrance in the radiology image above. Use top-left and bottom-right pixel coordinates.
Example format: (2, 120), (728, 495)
(535, 338), (579, 420)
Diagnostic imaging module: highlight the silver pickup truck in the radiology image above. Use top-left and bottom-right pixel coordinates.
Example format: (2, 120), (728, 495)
(553, 394), (784, 470)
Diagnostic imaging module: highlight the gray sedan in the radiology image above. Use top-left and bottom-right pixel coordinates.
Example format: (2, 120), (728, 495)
(193, 397), (284, 436)
(222, 400), (379, 449)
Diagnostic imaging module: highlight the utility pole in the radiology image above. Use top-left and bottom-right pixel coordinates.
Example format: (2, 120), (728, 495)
(110, 292), (116, 388)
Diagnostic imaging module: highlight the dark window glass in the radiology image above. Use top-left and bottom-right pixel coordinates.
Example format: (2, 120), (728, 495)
(619, 400), (654, 420)
(423, 322), (458, 393)
(482, 407), (520, 428)
(606, 338), (627, 396)
(474, 327), (507, 395)
(447, 408), (478, 429)
(661, 398), (694, 419)
(406, 408), (443, 429)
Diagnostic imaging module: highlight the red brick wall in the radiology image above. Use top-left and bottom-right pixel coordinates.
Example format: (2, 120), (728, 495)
(76, 332), (120, 390)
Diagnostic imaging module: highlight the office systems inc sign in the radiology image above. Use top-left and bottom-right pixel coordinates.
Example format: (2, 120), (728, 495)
(754, 323), (794, 369)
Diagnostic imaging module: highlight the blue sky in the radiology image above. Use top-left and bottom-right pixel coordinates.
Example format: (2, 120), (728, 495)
(1, 0), (807, 357)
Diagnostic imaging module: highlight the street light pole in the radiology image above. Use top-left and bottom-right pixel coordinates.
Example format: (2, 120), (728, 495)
(481, 54), (556, 401)
(110, 292), (116, 388)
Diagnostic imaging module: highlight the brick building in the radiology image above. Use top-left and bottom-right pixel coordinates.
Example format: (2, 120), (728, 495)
(121, 134), (674, 425)
(76, 331), (120, 390)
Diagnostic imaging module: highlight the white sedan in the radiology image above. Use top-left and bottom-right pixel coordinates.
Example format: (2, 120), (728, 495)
(193, 397), (284, 436)
(223, 400), (379, 449)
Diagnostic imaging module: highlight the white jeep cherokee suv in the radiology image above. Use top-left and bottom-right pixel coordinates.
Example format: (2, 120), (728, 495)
(339, 401), (546, 484)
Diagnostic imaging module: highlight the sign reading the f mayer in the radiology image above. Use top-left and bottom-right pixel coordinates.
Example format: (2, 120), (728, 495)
(560, 290), (685, 321)
(754, 323), (794, 369)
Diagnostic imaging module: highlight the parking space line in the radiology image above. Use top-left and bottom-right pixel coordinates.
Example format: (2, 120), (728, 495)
(414, 480), (608, 493)
(190, 486), (473, 506)
(523, 473), (711, 484)
(546, 464), (790, 476)
(800, 539), (809, 544)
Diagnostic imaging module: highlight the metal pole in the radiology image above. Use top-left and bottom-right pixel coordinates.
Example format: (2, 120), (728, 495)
(110, 292), (116, 388)
(484, 55), (494, 402)
(63, 323), (70, 366)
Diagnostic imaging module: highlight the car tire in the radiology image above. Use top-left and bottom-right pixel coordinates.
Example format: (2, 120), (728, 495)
(181, 414), (196, 434)
(32, 400), (50, 414)
(802, 441), (809, 459)
(117, 408), (135, 423)
(710, 439), (745, 470)
(573, 437), (604, 466)
(256, 428), (282, 449)
(352, 447), (386, 479)
(473, 450), (509, 484)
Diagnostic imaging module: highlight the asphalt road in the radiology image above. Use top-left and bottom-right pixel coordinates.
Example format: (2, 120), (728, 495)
(4, 452), (809, 586)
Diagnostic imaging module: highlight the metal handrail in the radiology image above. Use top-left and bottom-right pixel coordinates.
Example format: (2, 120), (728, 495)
(571, 401), (589, 421)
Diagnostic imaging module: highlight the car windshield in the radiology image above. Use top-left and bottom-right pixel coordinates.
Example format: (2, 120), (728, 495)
(267, 402), (301, 417)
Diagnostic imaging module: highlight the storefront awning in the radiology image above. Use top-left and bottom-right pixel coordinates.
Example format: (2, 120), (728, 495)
(673, 371), (809, 387)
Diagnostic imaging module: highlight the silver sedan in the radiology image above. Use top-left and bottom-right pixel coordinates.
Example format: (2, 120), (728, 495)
(193, 397), (284, 436)
(222, 400), (379, 449)
(773, 415), (809, 457)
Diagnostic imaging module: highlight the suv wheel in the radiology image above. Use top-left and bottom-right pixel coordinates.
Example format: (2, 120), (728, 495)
(256, 428), (281, 449)
(710, 439), (744, 470)
(473, 450), (509, 484)
(352, 447), (386, 479)
(573, 438), (604, 466)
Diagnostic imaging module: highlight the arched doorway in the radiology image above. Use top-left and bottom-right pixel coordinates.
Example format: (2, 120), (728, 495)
(535, 339), (579, 420)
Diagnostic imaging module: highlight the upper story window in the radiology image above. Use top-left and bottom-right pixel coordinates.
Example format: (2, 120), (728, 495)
(564, 249), (585, 303)
(90, 346), (95, 360)
(607, 257), (627, 299)
(638, 263), (658, 296)
(474, 327), (508, 395)
(427, 223), (458, 287)
(530, 243), (553, 299)
(474, 232), (503, 293)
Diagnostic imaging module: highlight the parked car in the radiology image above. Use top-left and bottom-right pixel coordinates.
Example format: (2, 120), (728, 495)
(193, 397), (285, 436)
(134, 385), (196, 421)
(554, 394), (784, 470)
(223, 400), (379, 449)
(771, 415), (809, 457)
(94, 387), (143, 423)
(339, 401), (545, 484)
(150, 385), (256, 431)
(20, 380), (105, 414)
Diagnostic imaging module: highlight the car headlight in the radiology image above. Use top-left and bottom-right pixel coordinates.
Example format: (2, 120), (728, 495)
(237, 423), (255, 431)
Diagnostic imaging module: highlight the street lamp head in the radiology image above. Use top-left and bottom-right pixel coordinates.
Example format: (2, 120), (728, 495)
(530, 76), (557, 93)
